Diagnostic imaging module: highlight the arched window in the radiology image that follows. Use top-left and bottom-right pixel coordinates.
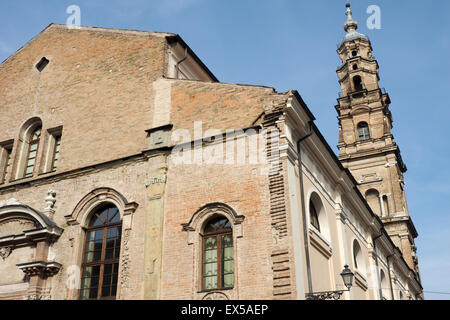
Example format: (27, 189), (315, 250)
(353, 75), (363, 91)
(352, 64), (358, 70)
(357, 122), (370, 141)
(202, 216), (234, 291)
(353, 240), (366, 274)
(309, 199), (320, 232)
(80, 205), (122, 300)
(309, 192), (330, 241)
(24, 126), (41, 178)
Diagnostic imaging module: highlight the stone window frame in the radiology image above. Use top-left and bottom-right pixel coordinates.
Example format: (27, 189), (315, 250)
(64, 188), (138, 300)
(182, 203), (245, 299)
(42, 126), (63, 173)
(0, 140), (14, 184)
(12, 117), (44, 180)
(357, 121), (371, 141)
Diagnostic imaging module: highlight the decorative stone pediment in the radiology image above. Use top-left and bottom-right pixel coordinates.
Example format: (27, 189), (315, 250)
(182, 203), (245, 245)
(65, 187), (138, 227)
(0, 204), (63, 247)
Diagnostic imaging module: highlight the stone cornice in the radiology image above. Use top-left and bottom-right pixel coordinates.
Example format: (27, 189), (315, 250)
(1, 152), (148, 193)
(382, 216), (418, 239)
(0, 228), (62, 247)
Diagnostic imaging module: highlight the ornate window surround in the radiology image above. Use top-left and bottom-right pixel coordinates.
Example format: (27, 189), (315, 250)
(0, 200), (63, 299)
(0, 201), (63, 248)
(42, 126), (63, 173)
(65, 187), (138, 228)
(182, 203), (245, 245)
(13, 117), (43, 180)
(182, 203), (245, 299)
(65, 188), (138, 300)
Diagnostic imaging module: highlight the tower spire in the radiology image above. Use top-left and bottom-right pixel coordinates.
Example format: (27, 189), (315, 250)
(344, 1), (358, 33)
(335, 1), (421, 277)
(340, 1), (368, 47)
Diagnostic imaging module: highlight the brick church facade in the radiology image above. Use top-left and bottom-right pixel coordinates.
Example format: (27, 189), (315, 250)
(0, 3), (422, 300)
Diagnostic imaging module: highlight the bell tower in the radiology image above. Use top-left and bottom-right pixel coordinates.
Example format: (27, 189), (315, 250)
(335, 2), (420, 277)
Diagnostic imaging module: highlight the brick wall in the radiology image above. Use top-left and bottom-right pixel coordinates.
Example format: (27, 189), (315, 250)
(0, 25), (167, 174)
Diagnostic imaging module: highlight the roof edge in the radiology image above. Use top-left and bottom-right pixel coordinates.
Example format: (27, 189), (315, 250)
(166, 34), (219, 83)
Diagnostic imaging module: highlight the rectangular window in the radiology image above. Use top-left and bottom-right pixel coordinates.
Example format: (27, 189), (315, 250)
(24, 144), (37, 177)
(24, 127), (41, 178)
(202, 217), (234, 291)
(221, 234), (234, 288)
(80, 206), (121, 300)
(357, 126), (370, 141)
(45, 127), (63, 173)
(51, 134), (61, 171)
(203, 236), (218, 290)
(1, 144), (13, 184)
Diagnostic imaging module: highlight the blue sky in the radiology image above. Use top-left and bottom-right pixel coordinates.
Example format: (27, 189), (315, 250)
(1, 0), (449, 300)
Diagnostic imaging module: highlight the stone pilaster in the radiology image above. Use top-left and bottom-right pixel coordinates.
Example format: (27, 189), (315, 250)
(142, 152), (169, 299)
